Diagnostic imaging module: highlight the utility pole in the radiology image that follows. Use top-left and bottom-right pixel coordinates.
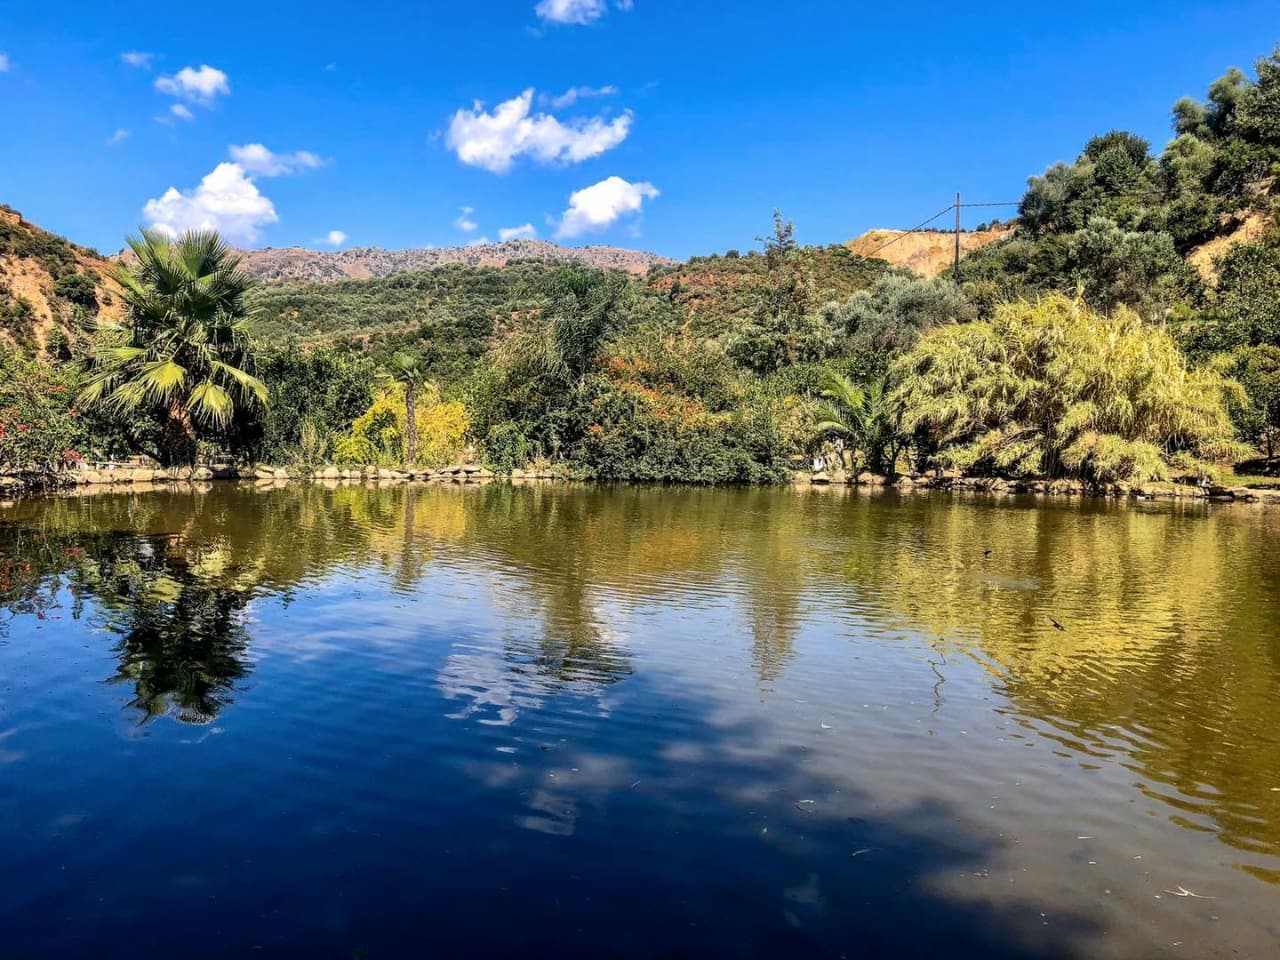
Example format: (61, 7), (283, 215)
(953, 191), (962, 285)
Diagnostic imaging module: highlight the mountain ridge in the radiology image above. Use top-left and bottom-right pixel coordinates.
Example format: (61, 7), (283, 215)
(234, 238), (676, 283)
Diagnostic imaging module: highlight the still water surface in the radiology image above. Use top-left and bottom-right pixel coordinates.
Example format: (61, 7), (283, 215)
(1, 483), (1278, 958)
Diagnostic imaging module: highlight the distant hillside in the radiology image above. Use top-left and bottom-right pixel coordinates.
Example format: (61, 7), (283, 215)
(845, 225), (1013, 278)
(0, 206), (122, 354)
(248, 244), (896, 374)
(646, 245), (891, 335)
(250, 260), (567, 359)
(237, 239), (674, 283)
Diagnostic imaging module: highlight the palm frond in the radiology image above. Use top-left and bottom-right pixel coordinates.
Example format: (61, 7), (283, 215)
(188, 380), (235, 427)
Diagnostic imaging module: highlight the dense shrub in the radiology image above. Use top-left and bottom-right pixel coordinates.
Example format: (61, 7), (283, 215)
(332, 385), (469, 467)
(244, 345), (379, 463)
(893, 295), (1247, 483)
(572, 336), (793, 483)
(0, 354), (87, 472)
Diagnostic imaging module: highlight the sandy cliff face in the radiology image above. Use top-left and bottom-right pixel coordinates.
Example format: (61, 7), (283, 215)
(845, 226), (1013, 278)
(1186, 211), (1270, 281)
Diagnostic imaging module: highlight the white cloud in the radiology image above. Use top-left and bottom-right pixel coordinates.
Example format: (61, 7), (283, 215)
(142, 162), (278, 245)
(547, 85), (618, 110)
(229, 143), (325, 177)
(0, 53), (10, 73)
(155, 65), (229, 104)
(107, 128), (131, 146)
(499, 223), (537, 241)
(446, 89), (631, 173)
(121, 51), (154, 69)
(535, 0), (631, 24)
(169, 104), (195, 122)
(325, 230), (348, 246)
(536, 0), (606, 24)
(454, 205), (478, 232)
(465, 236), (492, 247)
(556, 175), (658, 238)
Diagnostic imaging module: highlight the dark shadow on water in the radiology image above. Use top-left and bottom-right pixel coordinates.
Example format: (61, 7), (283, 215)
(414, 660), (1103, 960)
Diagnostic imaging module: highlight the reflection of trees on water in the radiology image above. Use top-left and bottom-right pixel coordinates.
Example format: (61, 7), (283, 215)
(0, 487), (398, 725)
(3, 483), (1280, 864)
(799, 488), (1280, 869)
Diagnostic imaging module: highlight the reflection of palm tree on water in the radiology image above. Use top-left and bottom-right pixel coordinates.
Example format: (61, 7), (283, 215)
(81, 535), (253, 724)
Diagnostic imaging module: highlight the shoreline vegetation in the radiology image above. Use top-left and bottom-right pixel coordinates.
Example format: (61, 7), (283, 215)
(4, 46), (1280, 505)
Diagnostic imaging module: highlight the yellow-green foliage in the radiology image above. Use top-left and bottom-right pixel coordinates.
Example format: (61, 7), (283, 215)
(333, 383), (469, 466)
(892, 294), (1248, 483)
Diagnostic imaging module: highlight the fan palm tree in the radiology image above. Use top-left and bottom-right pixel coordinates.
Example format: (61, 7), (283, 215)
(80, 230), (268, 466)
(814, 371), (902, 475)
(381, 352), (430, 465)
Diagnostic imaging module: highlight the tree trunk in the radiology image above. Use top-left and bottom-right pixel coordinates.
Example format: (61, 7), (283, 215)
(404, 384), (418, 466)
(163, 398), (198, 467)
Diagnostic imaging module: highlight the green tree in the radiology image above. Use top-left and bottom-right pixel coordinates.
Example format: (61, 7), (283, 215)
(1214, 238), (1280, 347)
(757, 209), (797, 270)
(823, 273), (973, 379)
(543, 266), (630, 382)
(1235, 47), (1280, 164)
(79, 230), (268, 465)
(726, 212), (833, 373)
(1229, 344), (1280, 459)
(381, 351), (430, 464)
(813, 371), (902, 475)
(52, 271), (98, 310)
(244, 343), (377, 464)
(1159, 134), (1218, 249)
(1066, 217), (1201, 318)
(1173, 68), (1247, 139)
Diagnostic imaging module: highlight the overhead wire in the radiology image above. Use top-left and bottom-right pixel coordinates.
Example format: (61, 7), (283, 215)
(865, 182), (1187, 260)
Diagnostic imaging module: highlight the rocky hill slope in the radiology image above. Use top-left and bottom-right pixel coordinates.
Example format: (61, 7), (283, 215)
(0, 206), (122, 354)
(236, 239), (674, 283)
(845, 225), (1013, 278)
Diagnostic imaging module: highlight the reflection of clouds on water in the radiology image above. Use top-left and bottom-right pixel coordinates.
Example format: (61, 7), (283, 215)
(0, 728), (25, 764)
(517, 788), (577, 837)
(783, 872), (826, 928)
(437, 609), (631, 728)
(513, 753), (637, 838)
(438, 644), (545, 727)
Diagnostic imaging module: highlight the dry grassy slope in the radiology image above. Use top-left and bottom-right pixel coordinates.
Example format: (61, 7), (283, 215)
(844, 226), (1014, 278)
(1187, 211), (1270, 281)
(236, 239), (675, 283)
(0, 207), (123, 353)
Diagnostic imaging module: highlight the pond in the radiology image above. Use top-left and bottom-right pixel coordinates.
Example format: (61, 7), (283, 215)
(1, 483), (1278, 958)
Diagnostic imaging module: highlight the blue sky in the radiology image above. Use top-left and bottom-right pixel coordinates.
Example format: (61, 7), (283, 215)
(1, 2), (1278, 258)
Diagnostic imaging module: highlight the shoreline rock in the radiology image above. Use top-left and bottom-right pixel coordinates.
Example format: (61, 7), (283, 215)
(789, 469), (1280, 506)
(4, 464), (1279, 510)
